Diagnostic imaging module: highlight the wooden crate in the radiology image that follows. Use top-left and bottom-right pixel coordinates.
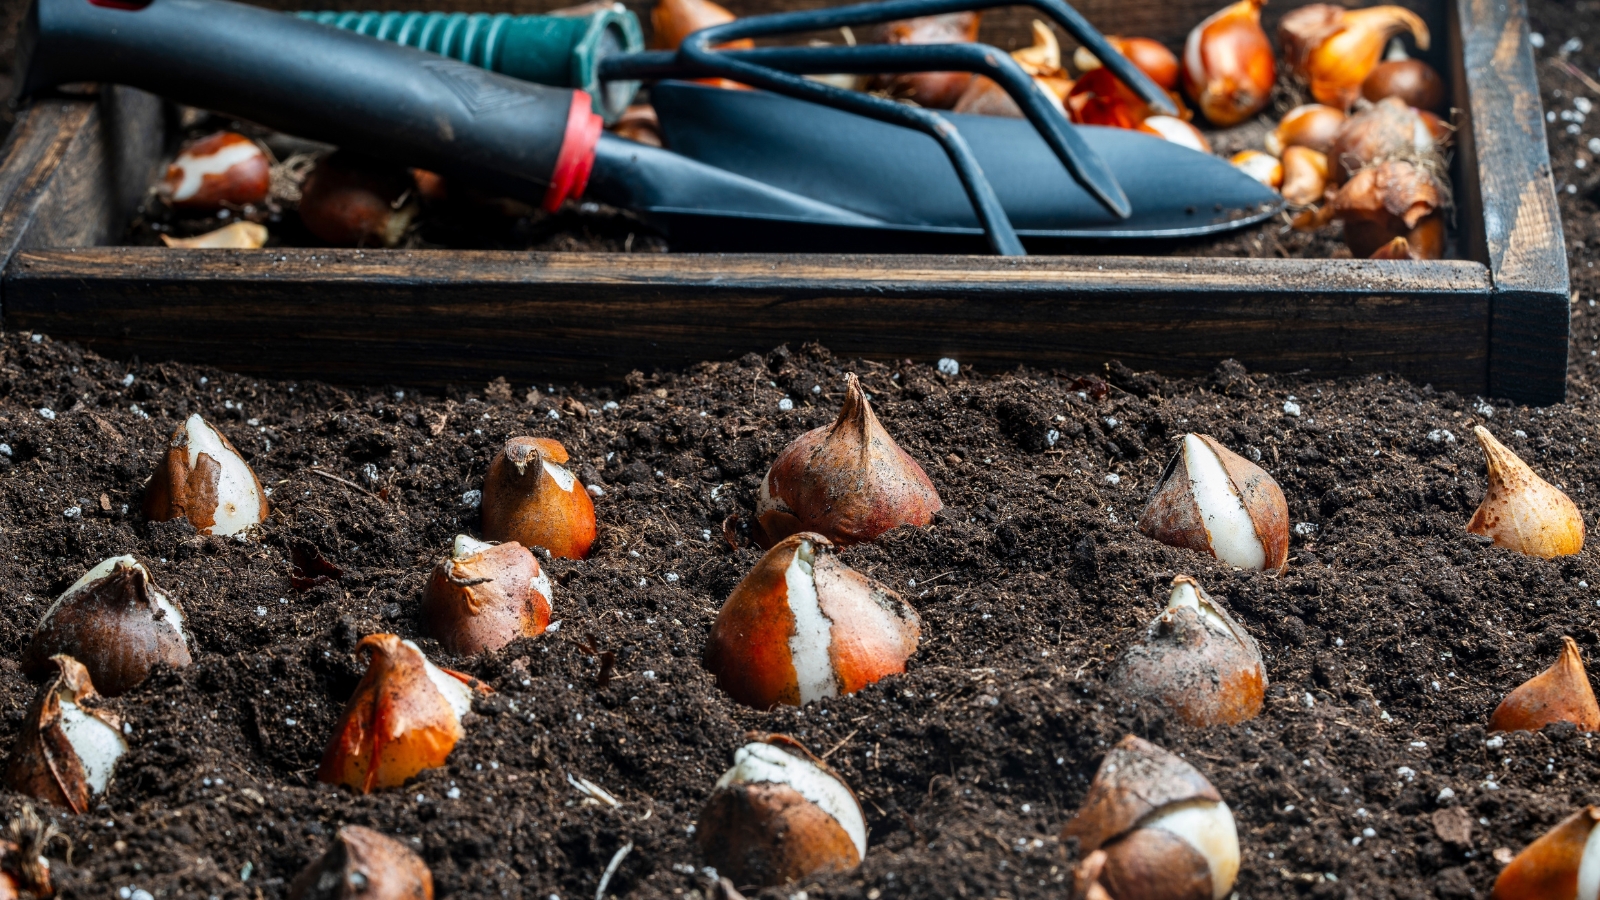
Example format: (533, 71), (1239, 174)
(0, 0), (1569, 403)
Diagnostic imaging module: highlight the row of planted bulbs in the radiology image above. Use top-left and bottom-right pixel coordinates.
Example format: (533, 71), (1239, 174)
(0, 375), (1589, 899)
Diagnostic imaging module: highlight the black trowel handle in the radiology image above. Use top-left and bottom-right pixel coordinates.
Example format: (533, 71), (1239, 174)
(16, 0), (603, 210)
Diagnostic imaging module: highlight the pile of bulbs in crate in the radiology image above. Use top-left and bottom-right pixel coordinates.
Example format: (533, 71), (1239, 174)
(152, 0), (1452, 260)
(0, 368), (1589, 900)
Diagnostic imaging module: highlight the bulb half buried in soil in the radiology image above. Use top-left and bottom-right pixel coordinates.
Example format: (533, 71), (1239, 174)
(1137, 433), (1289, 573)
(697, 734), (866, 887)
(1468, 426), (1586, 558)
(1110, 575), (1266, 726)
(4, 656), (126, 814)
(1489, 636), (1600, 734)
(704, 533), (920, 709)
(420, 535), (553, 655)
(1492, 806), (1600, 900)
(22, 555), (192, 697)
(142, 413), (267, 536)
(481, 437), (597, 559)
(318, 635), (489, 793)
(1063, 735), (1239, 900)
(288, 824), (434, 900)
(756, 373), (942, 548)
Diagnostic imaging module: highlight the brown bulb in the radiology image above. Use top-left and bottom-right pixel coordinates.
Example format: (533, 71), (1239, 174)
(1181, 0), (1276, 127)
(289, 825), (434, 900)
(1328, 97), (1442, 185)
(481, 437), (597, 559)
(871, 13), (982, 109)
(1362, 58), (1446, 112)
(142, 413), (267, 536)
(1468, 425), (1585, 558)
(1138, 433), (1289, 573)
(4, 656), (127, 814)
(1329, 159), (1445, 259)
(159, 131), (270, 210)
(22, 556), (192, 697)
(756, 373), (942, 547)
(1279, 4), (1430, 110)
(651, 0), (751, 51)
(421, 536), (553, 655)
(1489, 637), (1600, 734)
(1264, 104), (1346, 157)
(1111, 576), (1266, 727)
(1491, 806), (1600, 900)
(298, 152), (418, 248)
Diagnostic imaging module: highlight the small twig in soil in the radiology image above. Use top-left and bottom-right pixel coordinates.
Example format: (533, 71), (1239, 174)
(308, 468), (385, 501)
(1550, 57), (1600, 96)
(595, 840), (633, 900)
(820, 728), (860, 760)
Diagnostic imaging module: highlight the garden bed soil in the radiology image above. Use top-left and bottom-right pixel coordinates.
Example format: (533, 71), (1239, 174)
(0, 2), (1594, 898)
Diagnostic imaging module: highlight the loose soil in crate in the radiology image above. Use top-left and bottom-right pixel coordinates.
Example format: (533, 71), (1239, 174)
(0, 3), (1596, 899)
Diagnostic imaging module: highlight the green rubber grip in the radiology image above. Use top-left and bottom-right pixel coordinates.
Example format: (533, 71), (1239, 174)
(296, 8), (643, 122)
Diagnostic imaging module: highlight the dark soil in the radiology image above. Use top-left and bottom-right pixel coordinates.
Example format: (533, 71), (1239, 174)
(0, 4), (1596, 900)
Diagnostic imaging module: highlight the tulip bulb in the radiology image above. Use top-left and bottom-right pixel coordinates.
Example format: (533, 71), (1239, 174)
(955, 22), (1072, 118)
(22, 556), (191, 697)
(705, 533), (919, 709)
(1138, 433), (1290, 573)
(698, 735), (866, 887)
(1488, 637), (1600, 734)
(1064, 735), (1239, 900)
(318, 634), (488, 793)
(1139, 116), (1212, 153)
(1491, 806), (1600, 900)
(1328, 97), (1442, 184)
(1069, 68), (1154, 129)
(1182, 0), (1275, 127)
(1229, 150), (1282, 188)
(1264, 104), (1346, 157)
(1279, 4), (1429, 110)
(1363, 58), (1446, 112)
(160, 132), (271, 211)
(1468, 426), (1585, 558)
(482, 437), (596, 559)
(142, 413), (267, 536)
(421, 536), (552, 656)
(289, 825), (434, 900)
(298, 153), (418, 248)
(757, 373), (941, 548)
(159, 221), (269, 250)
(1073, 36), (1180, 91)
(1111, 576), (1266, 726)
(871, 13), (982, 109)
(651, 0), (751, 51)
(1280, 146), (1330, 206)
(1329, 159), (1445, 259)
(4, 656), (126, 813)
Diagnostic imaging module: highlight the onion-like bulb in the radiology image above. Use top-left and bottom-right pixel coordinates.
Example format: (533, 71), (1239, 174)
(1264, 104), (1346, 157)
(1279, 4), (1430, 110)
(1181, 0), (1275, 127)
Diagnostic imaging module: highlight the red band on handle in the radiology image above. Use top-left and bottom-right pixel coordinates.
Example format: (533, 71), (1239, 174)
(542, 91), (603, 213)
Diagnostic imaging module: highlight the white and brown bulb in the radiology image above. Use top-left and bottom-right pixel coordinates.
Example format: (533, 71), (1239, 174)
(1138, 433), (1289, 573)
(757, 373), (942, 548)
(1111, 575), (1266, 727)
(289, 825), (434, 900)
(1064, 735), (1239, 900)
(22, 555), (191, 696)
(421, 535), (552, 655)
(705, 533), (919, 709)
(698, 734), (867, 887)
(4, 656), (128, 814)
(143, 413), (266, 536)
(159, 132), (271, 211)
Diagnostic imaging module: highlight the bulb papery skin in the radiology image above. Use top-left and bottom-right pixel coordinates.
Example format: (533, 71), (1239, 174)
(23, 555), (192, 696)
(1064, 735), (1238, 900)
(1492, 806), (1600, 900)
(698, 735), (866, 887)
(288, 825), (435, 900)
(482, 437), (597, 559)
(160, 221), (269, 250)
(704, 533), (920, 709)
(1280, 147), (1330, 207)
(1182, 0), (1275, 127)
(160, 131), (270, 210)
(1111, 576), (1266, 727)
(421, 536), (552, 655)
(1142, 116), (1212, 153)
(318, 635), (486, 793)
(1468, 426), (1585, 558)
(4, 655), (126, 813)
(1266, 104), (1347, 157)
(1230, 151), (1283, 188)
(143, 414), (267, 536)
(1329, 159), (1445, 259)
(1280, 5), (1430, 110)
(1328, 97), (1441, 184)
(1488, 636), (1600, 733)
(1138, 433), (1289, 573)
(757, 374), (942, 548)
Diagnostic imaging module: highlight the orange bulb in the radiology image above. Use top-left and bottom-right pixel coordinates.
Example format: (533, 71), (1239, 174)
(1279, 4), (1429, 110)
(421, 536), (552, 655)
(481, 437), (597, 559)
(1182, 0), (1275, 127)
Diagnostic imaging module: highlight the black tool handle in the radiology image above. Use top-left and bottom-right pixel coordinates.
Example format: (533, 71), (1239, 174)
(17, 0), (602, 209)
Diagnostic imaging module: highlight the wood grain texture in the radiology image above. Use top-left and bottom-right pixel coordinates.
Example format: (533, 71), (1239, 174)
(1455, 0), (1569, 405)
(0, 94), (95, 272)
(6, 249), (1492, 393)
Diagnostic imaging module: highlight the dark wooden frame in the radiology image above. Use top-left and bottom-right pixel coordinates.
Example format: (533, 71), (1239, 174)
(0, 0), (1569, 402)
